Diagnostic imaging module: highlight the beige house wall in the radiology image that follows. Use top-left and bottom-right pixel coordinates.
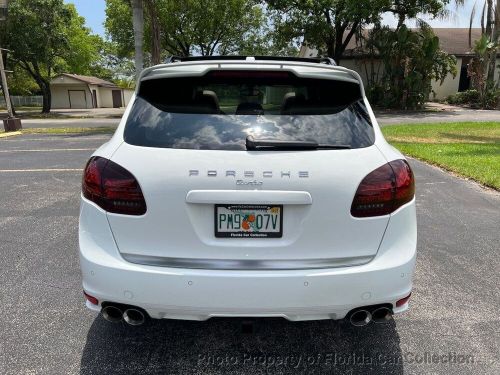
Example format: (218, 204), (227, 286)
(51, 77), (134, 109)
(51, 74), (134, 109)
(338, 59), (385, 88)
(50, 84), (93, 109)
(123, 89), (134, 106)
(98, 87), (114, 108)
(430, 58), (461, 100)
(96, 88), (133, 108)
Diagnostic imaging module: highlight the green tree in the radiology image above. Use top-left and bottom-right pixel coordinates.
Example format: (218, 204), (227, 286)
(266, 0), (390, 62)
(3, 65), (39, 96)
(2, 0), (105, 112)
(467, 0), (499, 91)
(105, 0), (266, 59)
(105, 0), (134, 58)
(368, 25), (457, 109)
(158, 0), (264, 56)
(467, 35), (499, 108)
(383, 0), (451, 27)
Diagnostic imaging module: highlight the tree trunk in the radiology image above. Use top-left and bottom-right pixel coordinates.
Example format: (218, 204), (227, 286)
(486, 0), (499, 82)
(40, 81), (51, 113)
(131, 0), (144, 79)
(145, 0), (161, 65)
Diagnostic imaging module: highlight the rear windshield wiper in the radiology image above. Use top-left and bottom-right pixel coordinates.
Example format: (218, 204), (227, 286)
(246, 136), (351, 151)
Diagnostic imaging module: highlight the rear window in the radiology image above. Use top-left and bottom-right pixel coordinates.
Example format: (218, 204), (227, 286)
(124, 71), (374, 150)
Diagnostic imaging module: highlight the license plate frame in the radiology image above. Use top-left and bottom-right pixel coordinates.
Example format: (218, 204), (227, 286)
(214, 204), (283, 238)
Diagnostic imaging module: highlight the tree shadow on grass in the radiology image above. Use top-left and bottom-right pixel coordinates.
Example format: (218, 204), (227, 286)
(433, 145), (500, 157)
(80, 316), (403, 374)
(438, 133), (500, 144)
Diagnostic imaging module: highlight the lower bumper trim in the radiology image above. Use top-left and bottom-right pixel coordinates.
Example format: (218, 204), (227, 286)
(120, 253), (373, 270)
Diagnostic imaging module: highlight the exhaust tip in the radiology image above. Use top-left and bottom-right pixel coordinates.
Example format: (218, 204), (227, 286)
(123, 308), (146, 326)
(102, 305), (123, 323)
(349, 309), (372, 327)
(372, 307), (393, 324)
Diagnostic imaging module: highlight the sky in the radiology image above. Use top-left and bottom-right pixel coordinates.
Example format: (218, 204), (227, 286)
(64, 0), (480, 38)
(64, 0), (106, 36)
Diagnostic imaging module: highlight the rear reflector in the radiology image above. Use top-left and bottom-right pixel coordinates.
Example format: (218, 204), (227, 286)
(396, 293), (412, 307)
(82, 157), (147, 215)
(83, 291), (98, 305)
(351, 159), (415, 217)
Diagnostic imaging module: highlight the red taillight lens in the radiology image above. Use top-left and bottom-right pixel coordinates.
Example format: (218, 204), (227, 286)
(83, 291), (98, 305)
(351, 159), (415, 217)
(396, 293), (411, 307)
(391, 159), (415, 210)
(82, 157), (147, 215)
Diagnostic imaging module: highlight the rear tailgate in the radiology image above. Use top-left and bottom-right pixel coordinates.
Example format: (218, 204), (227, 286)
(106, 143), (389, 269)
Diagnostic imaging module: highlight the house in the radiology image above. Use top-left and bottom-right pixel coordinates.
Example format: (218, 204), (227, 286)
(299, 28), (500, 100)
(50, 74), (134, 109)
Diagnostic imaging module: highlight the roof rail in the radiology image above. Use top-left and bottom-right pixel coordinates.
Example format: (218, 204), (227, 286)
(164, 55), (336, 66)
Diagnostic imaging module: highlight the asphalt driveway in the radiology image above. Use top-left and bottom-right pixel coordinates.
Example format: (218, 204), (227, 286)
(0, 133), (498, 374)
(10, 104), (500, 129)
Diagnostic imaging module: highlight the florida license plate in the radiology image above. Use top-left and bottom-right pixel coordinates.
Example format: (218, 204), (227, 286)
(215, 204), (283, 238)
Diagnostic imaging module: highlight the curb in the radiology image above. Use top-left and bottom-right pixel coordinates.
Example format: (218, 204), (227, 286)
(0, 131), (22, 139)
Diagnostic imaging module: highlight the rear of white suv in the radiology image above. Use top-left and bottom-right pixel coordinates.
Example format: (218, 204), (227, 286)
(79, 56), (416, 326)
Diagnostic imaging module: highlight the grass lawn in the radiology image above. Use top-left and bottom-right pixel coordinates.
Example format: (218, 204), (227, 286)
(382, 122), (500, 190)
(21, 127), (116, 135)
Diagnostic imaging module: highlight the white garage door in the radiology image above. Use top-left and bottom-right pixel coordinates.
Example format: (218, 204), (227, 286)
(68, 90), (87, 109)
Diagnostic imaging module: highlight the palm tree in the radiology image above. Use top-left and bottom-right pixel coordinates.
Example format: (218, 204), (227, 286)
(486, 0), (499, 82)
(131, 0), (144, 79)
(467, 0), (499, 82)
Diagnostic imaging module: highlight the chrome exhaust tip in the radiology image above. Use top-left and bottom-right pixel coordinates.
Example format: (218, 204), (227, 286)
(349, 309), (372, 327)
(123, 308), (146, 326)
(372, 307), (393, 324)
(101, 305), (123, 323)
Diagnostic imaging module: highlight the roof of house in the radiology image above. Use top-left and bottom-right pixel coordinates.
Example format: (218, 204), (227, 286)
(302, 28), (488, 59)
(429, 28), (483, 56)
(52, 74), (119, 88)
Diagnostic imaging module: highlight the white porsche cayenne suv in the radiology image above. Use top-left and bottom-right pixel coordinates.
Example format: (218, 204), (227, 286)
(79, 56), (416, 327)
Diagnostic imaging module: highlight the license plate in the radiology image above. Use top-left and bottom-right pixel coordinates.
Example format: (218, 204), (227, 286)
(215, 204), (283, 238)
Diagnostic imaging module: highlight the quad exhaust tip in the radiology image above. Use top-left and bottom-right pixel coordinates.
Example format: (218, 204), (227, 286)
(101, 304), (147, 326)
(101, 305), (123, 323)
(348, 306), (393, 326)
(371, 306), (393, 324)
(123, 308), (146, 326)
(349, 309), (372, 327)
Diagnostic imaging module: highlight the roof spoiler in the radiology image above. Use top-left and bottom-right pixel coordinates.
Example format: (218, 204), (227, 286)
(164, 55), (337, 66)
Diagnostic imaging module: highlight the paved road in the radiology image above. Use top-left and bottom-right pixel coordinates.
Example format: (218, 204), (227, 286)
(19, 118), (120, 129)
(377, 108), (500, 125)
(11, 107), (500, 129)
(0, 134), (499, 374)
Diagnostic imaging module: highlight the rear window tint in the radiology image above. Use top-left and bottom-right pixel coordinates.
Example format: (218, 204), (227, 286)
(124, 71), (375, 150)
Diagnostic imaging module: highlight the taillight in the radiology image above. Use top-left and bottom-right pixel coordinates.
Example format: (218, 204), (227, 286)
(396, 293), (411, 307)
(351, 159), (414, 217)
(82, 156), (147, 215)
(83, 291), (98, 305)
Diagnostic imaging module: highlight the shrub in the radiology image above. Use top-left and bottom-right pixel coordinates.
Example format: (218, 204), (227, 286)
(447, 86), (500, 109)
(447, 90), (480, 105)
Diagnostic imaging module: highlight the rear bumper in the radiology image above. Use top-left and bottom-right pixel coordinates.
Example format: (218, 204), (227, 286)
(79, 200), (417, 321)
(82, 255), (415, 321)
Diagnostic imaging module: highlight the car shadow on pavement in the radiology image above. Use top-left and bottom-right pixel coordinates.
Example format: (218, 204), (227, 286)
(80, 315), (403, 374)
